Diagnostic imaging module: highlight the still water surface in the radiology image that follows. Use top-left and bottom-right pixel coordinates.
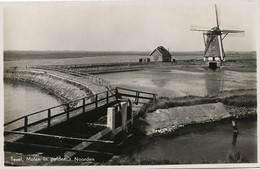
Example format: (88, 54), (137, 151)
(98, 67), (256, 97)
(4, 80), (61, 123)
(131, 119), (257, 163)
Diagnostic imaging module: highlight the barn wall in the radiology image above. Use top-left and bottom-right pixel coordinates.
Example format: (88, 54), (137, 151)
(150, 50), (162, 62)
(162, 55), (172, 62)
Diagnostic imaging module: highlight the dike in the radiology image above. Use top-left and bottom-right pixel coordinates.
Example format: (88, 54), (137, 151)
(143, 102), (231, 136)
(4, 70), (94, 106)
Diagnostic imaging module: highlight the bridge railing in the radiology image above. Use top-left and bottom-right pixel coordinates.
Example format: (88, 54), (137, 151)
(116, 87), (157, 104)
(4, 87), (156, 133)
(4, 90), (117, 132)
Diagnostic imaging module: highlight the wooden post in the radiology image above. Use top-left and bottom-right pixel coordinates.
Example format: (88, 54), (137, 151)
(232, 119), (238, 133)
(120, 102), (128, 132)
(135, 92), (137, 103)
(106, 91), (109, 104)
(153, 94), (156, 102)
(107, 107), (115, 136)
(24, 116), (28, 132)
(48, 109), (51, 129)
(83, 98), (85, 113)
(128, 100), (134, 125)
(95, 94), (98, 108)
(115, 88), (119, 102)
(232, 132), (238, 145)
(135, 92), (139, 104)
(66, 104), (70, 120)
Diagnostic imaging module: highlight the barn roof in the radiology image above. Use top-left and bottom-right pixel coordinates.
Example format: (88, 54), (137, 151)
(149, 46), (172, 56)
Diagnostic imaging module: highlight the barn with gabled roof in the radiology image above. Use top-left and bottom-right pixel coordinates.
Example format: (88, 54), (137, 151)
(149, 46), (172, 62)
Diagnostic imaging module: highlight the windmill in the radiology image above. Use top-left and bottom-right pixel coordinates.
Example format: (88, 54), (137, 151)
(191, 4), (244, 69)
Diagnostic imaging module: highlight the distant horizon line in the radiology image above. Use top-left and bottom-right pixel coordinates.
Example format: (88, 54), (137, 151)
(4, 50), (256, 53)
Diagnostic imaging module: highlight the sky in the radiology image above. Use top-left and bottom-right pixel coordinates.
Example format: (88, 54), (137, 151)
(2, 0), (258, 51)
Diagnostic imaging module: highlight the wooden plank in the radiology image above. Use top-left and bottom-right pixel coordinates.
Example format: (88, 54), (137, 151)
(86, 123), (107, 127)
(5, 108), (84, 142)
(63, 127), (112, 158)
(116, 87), (157, 95)
(117, 93), (154, 100)
(4, 141), (113, 155)
(117, 134), (133, 146)
(4, 116), (24, 127)
(4, 131), (114, 144)
(114, 126), (123, 135)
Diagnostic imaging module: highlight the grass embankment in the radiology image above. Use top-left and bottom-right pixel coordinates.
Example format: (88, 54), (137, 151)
(33, 62), (157, 74)
(139, 90), (257, 118)
(167, 59), (256, 72)
(4, 70), (93, 107)
(223, 59), (256, 72)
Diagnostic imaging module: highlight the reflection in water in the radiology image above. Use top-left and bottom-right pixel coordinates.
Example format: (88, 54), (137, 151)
(231, 119), (238, 149)
(98, 67), (256, 98)
(204, 68), (224, 96)
(151, 78), (170, 88)
(232, 132), (238, 145)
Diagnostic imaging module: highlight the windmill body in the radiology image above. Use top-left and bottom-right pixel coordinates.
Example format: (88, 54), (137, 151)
(203, 26), (225, 68)
(191, 5), (244, 69)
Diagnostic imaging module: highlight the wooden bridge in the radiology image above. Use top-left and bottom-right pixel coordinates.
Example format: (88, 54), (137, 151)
(4, 87), (157, 166)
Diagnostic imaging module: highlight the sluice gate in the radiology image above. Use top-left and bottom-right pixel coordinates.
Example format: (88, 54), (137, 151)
(4, 87), (157, 165)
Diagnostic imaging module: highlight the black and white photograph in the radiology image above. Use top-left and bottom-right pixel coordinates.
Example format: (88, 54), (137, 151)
(1, 0), (259, 167)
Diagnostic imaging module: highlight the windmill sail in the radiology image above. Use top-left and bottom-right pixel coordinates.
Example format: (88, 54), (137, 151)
(221, 29), (244, 33)
(190, 28), (210, 32)
(215, 4), (219, 27)
(191, 4), (244, 68)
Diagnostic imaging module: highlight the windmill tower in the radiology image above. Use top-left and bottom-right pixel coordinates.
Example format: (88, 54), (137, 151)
(191, 4), (244, 69)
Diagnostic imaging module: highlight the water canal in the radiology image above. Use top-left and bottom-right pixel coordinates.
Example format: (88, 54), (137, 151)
(127, 119), (257, 163)
(4, 80), (62, 124)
